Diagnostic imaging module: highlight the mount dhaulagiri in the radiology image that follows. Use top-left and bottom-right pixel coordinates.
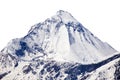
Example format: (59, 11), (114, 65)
(0, 10), (120, 80)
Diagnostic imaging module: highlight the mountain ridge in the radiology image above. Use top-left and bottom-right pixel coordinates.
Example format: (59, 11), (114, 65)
(0, 10), (119, 80)
(2, 10), (117, 64)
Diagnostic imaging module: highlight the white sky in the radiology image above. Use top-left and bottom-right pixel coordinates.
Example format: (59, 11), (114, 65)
(0, 0), (120, 51)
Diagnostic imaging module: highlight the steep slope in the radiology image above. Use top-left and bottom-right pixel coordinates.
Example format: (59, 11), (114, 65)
(0, 10), (119, 80)
(84, 58), (120, 80)
(1, 10), (117, 64)
(1, 53), (120, 80)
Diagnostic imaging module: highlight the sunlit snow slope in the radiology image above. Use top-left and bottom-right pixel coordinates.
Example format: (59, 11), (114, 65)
(1, 10), (117, 64)
(0, 10), (120, 80)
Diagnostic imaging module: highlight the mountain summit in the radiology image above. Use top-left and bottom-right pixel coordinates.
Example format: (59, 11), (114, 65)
(56, 10), (78, 24)
(0, 10), (119, 80)
(2, 10), (116, 64)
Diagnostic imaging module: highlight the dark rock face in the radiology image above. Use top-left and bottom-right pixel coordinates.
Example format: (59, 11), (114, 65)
(0, 53), (17, 72)
(15, 41), (29, 57)
(114, 60), (120, 80)
(23, 65), (33, 74)
(0, 71), (11, 79)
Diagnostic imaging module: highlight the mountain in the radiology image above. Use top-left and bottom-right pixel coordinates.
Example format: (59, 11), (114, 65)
(85, 58), (120, 80)
(0, 10), (120, 80)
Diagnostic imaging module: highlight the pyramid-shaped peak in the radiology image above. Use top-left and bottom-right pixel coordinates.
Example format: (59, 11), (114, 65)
(1, 10), (117, 64)
(56, 10), (70, 16)
(56, 10), (78, 24)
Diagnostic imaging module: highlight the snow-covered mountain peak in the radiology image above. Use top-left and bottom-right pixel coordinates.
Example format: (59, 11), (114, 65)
(56, 10), (78, 24)
(0, 10), (120, 80)
(1, 10), (117, 64)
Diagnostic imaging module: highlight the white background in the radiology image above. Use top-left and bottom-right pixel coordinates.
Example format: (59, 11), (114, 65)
(0, 0), (120, 51)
